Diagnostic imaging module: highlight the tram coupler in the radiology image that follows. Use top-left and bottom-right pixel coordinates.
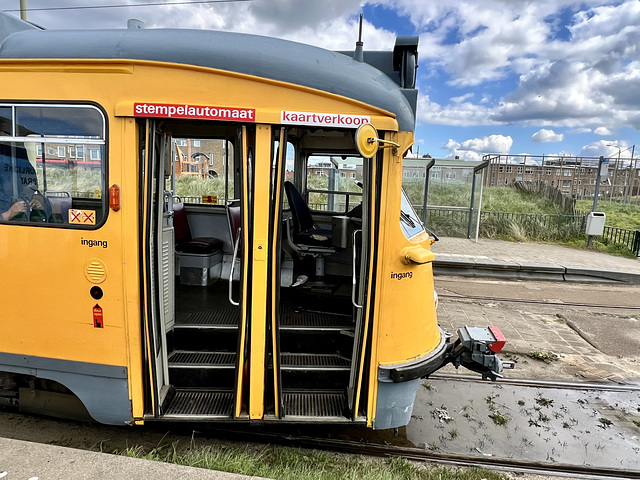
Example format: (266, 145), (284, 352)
(447, 326), (515, 381)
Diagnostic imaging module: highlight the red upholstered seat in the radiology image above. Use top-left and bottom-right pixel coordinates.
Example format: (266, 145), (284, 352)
(173, 202), (222, 254)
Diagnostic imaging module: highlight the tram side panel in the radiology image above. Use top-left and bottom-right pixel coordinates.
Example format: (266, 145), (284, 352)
(369, 132), (443, 430)
(0, 90), (138, 424)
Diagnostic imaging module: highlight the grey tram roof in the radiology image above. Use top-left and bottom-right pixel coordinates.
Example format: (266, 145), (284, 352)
(0, 13), (417, 131)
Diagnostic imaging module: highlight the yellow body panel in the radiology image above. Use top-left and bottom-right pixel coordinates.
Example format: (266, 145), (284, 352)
(248, 125), (272, 419)
(1, 58), (442, 426)
(367, 132), (441, 427)
(376, 137), (441, 364)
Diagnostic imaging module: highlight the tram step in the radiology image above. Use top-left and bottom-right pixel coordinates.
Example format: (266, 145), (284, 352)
(168, 351), (236, 389)
(278, 330), (354, 355)
(162, 389), (234, 418)
(173, 327), (238, 352)
(279, 306), (353, 331)
(173, 309), (240, 351)
(280, 353), (351, 390)
(281, 390), (348, 418)
(179, 309), (241, 326)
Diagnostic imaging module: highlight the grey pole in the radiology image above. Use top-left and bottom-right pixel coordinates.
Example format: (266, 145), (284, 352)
(20, 0), (27, 21)
(421, 158), (435, 224)
(623, 145), (635, 203)
(587, 156), (604, 247)
(328, 158), (336, 211)
(468, 173), (477, 239)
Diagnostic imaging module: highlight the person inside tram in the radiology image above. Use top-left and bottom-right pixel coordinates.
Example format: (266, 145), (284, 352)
(0, 124), (44, 222)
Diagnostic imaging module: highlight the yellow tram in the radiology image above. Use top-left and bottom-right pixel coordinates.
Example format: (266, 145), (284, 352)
(0, 13), (509, 429)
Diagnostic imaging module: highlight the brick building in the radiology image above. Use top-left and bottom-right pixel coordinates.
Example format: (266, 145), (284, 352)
(484, 154), (640, 200)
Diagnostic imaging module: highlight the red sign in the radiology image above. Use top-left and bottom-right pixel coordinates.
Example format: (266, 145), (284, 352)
(93, 304), (104, 329)
(134, 103), (255, 122)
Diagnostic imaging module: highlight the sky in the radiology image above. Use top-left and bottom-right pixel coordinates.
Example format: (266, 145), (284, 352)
(3, 0), (640, 162)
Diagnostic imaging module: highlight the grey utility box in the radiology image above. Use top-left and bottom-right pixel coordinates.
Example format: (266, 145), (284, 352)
(585, 212), (606, 236)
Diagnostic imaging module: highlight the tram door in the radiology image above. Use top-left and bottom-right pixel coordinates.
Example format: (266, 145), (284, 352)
(142, 120), (257, 419)
(141, 120), (174, 415)
(270, 127), (374, 421)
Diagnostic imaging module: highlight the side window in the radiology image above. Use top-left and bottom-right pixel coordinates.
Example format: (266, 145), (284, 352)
(172, 137), (234, 204)
(305, 155), (363, 213)
(400, 188), (425, 240)
(0, 104), (106, 227)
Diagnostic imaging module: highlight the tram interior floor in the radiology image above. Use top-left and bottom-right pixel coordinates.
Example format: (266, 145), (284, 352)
(166, 278), (356, 420)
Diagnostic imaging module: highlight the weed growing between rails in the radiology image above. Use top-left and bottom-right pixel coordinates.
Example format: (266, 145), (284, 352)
(114, 438), (509, 480)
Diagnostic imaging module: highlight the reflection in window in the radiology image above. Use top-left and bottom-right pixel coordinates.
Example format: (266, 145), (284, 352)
(0, 104), (106, 226)
(400, 188), (425, 240)
(305, 155), (363, 213)
(172, 137), (234, 204)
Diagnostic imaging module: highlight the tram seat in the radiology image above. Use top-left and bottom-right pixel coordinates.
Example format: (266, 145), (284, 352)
(174, 201), (223, 286)
(46, 194), (71, 224)
(284, 181), (335, 280)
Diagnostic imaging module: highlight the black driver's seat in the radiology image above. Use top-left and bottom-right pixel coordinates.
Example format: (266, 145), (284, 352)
(284, 181), (332, 247)
(284, 181), (335, 281)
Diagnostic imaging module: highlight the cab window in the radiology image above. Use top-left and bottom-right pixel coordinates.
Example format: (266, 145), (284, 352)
(305, 155), (363, 213)
(171, 137), (234, 204)
(0, 104), (106, 227)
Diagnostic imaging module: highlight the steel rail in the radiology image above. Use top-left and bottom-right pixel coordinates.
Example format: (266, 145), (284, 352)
(438, 293), (640, 310)
(205, 428), (640, 480)
(428, 372), (640, 392)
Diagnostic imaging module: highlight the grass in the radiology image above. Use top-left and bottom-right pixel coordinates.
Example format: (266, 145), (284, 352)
(488, 412), (509, 426)
(174, 175), (232, 203)
(528, 351), (559, 362)
(114, 441), (508, 480)
(404, 179), (568, 214)
(170, 172), (639, 256)
(575, 199), (640, 230)
(403, 181), (639, 257)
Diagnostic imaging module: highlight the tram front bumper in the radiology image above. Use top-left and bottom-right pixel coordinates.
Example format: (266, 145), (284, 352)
(378, 325), (514, 384)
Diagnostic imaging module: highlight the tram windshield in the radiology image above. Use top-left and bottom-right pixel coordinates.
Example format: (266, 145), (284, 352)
(400, 188), (425, 240)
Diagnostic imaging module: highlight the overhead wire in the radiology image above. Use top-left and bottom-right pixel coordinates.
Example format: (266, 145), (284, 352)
(3, 0), (255, 14)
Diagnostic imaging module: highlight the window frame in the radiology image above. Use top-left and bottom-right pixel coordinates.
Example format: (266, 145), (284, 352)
(0, 102), (108, 229)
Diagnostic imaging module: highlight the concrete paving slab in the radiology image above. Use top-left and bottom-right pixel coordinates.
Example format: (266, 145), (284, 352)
(564, 312), (640, 360)
(0, 438), (270, 480)
(431, 237), (640, 284)
(518, 263), (566, 273)
(472, 259), (521, 271)
(433, 256), (477, 267)
(562, 265), (640, 284)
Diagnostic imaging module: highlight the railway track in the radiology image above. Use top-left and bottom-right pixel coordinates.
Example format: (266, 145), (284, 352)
(429, 372), (640, 391)
(438, 292), (640, 310)
(208, 427), (640, 480)
(224, 375), (640, 480)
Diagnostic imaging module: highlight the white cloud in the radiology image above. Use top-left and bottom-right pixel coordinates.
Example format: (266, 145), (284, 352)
(417, 93), (497, 127)
(444, 134), (513, 158)
(450, 93), (474, 103)
(400, 1), (640, 132)
(579, 140), (634, 158)
(532, 129), (564, 142)
(594, 127), (614, 136)
(14, 0), (640, 137)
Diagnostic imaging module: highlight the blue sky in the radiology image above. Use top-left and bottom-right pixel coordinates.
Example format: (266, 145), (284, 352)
(5, 0), (640, 161)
